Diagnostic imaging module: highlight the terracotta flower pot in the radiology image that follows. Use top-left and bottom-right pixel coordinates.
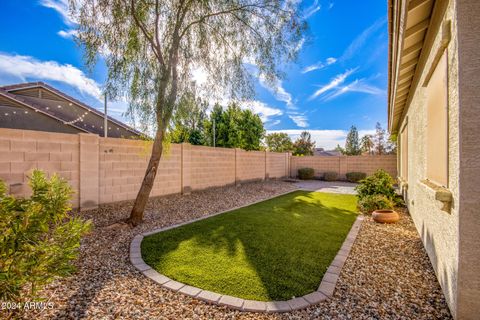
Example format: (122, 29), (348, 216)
(372, 209), (399, 224)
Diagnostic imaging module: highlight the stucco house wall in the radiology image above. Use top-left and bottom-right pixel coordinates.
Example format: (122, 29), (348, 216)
(399, 0), (459, 314)
(395, 0), (480, 318)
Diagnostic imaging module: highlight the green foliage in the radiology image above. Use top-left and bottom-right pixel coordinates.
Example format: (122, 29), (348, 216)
(204, 103), (265, 150)
(323, 171), (338, 181)
(355, 169), (397, 202)
(344, 125), (362, 155)
(265, 132), (293, 153)
(0, 170), (91, 302)
(298, 168), (314, 180)
(169, 92), (208, 145)
(372, 122), (397, 155)
(73, 0), (306, 135)
(293, 131), (315, 156)
(360, 134), (374, 154)
(346, 172), (367, 183)
(357, 195), (394, 213)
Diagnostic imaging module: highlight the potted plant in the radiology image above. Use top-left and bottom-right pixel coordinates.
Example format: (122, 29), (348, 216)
(372, 209), (400, 224)
(355, 170), (403, 224)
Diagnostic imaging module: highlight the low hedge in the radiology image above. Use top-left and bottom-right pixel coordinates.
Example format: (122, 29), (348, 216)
(323, 171), (338, 181)
(298, 167), (314, 180)
(357, 194), (394, 213)
(346, 172), (367, 183)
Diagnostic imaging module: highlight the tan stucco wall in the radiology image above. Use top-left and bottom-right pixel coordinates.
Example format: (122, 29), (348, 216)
(399, 0), (460, 316)
(455, 0), (480, 318)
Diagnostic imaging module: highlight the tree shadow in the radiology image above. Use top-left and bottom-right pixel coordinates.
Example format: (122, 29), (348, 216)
(141, 191), (358, 301)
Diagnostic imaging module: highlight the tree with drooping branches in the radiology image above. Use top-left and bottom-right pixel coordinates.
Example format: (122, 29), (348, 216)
(71, 0), (306, 225)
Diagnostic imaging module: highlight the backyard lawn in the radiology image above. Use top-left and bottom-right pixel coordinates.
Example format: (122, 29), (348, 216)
(141, 191), (358, 301)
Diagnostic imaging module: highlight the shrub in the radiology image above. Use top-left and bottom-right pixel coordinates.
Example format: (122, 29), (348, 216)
(357, 195), (394, 213)
(323, 171), (338, 181)
(298, 167), (314, 180)
(346, 172), (367, 183)
(355, 169), (397, 201)
(0, 170), (91, 302)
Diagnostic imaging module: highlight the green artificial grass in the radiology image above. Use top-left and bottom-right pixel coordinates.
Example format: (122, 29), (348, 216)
(141, 191), (358, 301)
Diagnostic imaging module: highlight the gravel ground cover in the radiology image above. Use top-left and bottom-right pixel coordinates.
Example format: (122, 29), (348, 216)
(9, 180), (451, 320)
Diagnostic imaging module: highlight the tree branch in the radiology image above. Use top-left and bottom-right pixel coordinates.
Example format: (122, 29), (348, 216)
(179, 4), (268, 39)
(130, 0), (165, 68)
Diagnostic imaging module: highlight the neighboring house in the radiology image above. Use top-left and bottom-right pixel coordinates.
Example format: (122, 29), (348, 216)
(313, 148), (341, 156)
(388, 0), (479, 318)
(0, 82), (142, 139)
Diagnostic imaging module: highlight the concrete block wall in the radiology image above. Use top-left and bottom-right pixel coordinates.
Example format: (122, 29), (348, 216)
(98, 137), (182, 204)
(267, 152), (290, 179)
(291, 155), (397, 179)
(236, 149), (266, 182)
(190, 145), (235, 190)
(0, 128), (291, 210)
(0, 128), (80, 207)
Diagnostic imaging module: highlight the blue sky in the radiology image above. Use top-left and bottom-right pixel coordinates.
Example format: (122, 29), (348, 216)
(0, 0), (388, 149)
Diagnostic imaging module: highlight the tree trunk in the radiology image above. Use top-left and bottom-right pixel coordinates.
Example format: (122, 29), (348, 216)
(127, 129), (164, 226)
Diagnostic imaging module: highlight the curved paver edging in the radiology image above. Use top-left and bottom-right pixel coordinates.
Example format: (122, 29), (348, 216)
(130, 190), (364, 313)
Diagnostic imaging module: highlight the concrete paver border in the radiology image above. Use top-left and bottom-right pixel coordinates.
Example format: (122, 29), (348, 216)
(130, 190), (364, 313)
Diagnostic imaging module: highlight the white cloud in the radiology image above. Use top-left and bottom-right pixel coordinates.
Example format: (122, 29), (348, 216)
(258, 74), (295, 110)
(239, 100), (283, 123)
(294, 37), (305, 53)
(328, 2), (335, 10)
(0, 53), (102, 100)
(288, 113), (308, 128)
(267, 129), (375, 149)
(321, 79), (385, 101)
(301, 57), (337, 74)
(268, 119), (281, 127)
(39, 0), (75, 25)
(340, 16), (387, 62)
(58, 29), (77, 39)
(308, 68), (357, 100)
(303, 0), (321, 19)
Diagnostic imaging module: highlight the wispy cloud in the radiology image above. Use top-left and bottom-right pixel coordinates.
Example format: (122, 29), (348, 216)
(0, 53), (102, 100)
(303, 0), (321, 19)
(308, 68), (357, 100)
(39, 0), (75, 25)
(302, 57), (337, 74)
(294, 37), (306, 53)
(240, 100), (283, 123)
(258, 74), (295, 110)
(288, 112), (308, 128)
(328, 2), (335, 10)
(340, 16), (387, 62)
(321, 79), (385, 101)
(268, 119), (281, 127)
(57, 29), (77, 39)
(267, 129), (375, 149)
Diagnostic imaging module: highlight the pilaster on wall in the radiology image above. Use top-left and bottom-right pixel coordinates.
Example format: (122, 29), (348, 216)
(181, 143), (192, 194)
(235, 148), (241, 186)
(286, 152), (291, 178)
(338, 156), (348, 179)
(265, 151), (269, 179)
(79, 133), (99, 211)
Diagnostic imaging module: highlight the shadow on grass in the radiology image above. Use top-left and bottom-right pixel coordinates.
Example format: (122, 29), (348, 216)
(141, 191), (357, 301)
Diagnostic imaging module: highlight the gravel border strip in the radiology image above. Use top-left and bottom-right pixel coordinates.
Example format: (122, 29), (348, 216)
(130, 190), (364, 313)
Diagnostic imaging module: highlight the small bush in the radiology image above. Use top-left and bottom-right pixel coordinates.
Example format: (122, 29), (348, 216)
(357, 195), (394, 213)
(346, 172), (367, 183)
(0, 170), (91, 302)
(298, 167), (314, 180)
(355, 169), (396, 200)
(323, 171), (338, 181)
